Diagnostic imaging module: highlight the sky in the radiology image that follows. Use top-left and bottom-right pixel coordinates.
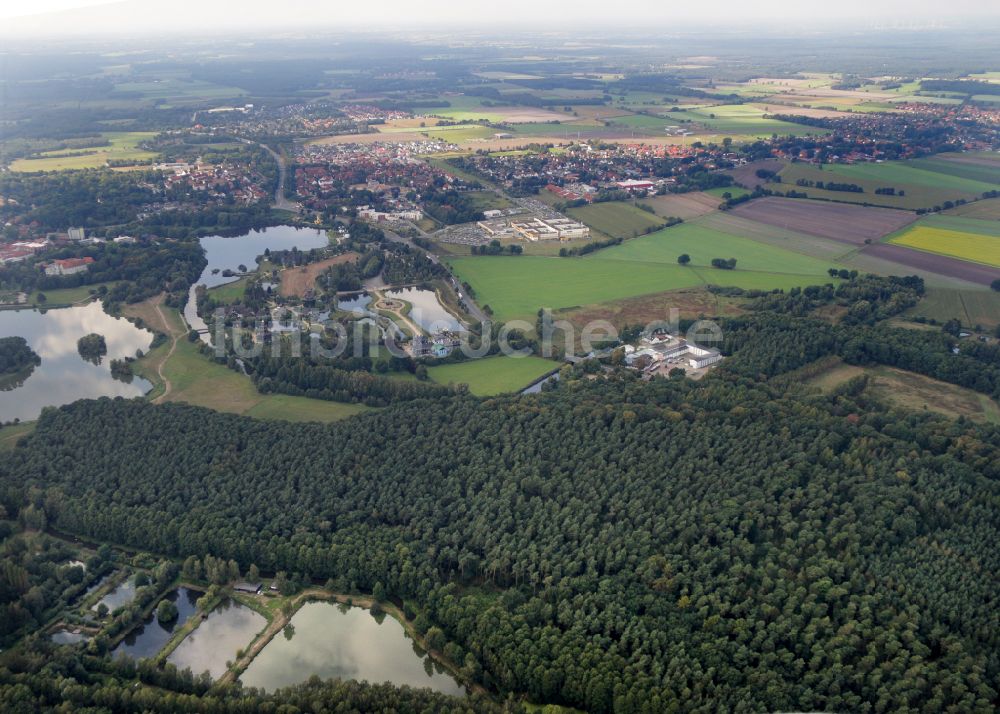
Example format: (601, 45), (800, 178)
(1, 0), (999, 32)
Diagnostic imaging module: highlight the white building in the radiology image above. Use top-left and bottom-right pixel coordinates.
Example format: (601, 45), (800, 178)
(44, 257), (94, 276)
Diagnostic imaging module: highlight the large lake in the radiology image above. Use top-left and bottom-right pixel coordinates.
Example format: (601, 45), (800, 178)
(167, 598), (266, 679)
(183, 225), (329, 335)
(0, 302), (153, 422)
(239, 601), (465, 696)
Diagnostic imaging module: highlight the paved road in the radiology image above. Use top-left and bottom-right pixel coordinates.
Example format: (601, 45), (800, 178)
(258, 143), (301, 212)
(237, 138), (300, 212)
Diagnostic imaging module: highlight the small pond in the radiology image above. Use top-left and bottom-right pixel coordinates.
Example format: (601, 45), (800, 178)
(93, 574), (139, 613)
(337, 293), (373, 315)
(239, 601), (465, 695)
(386, 287), (464, 333)
(51, 628), (90, 645)
(113, 587), (201, 660)
(167, 598), (266, 679)
(0, 301), (153, 422)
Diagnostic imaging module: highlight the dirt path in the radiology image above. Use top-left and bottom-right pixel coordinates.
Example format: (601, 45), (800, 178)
(151, 299), (179, 404)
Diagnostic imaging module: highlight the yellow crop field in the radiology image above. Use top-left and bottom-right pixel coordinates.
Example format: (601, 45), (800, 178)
(890, 226), (1000, 268)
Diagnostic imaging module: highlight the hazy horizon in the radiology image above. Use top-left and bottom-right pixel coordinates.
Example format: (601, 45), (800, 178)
(3, 0), (1000, 38)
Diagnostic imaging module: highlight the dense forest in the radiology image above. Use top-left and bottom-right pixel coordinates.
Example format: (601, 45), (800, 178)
(1, 367), (998, 711)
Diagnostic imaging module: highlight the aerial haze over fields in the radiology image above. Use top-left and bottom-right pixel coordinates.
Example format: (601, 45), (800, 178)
(1, 2), (999, 712)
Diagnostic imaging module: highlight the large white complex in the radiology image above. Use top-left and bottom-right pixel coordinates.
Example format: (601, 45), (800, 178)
(624, 333), (723, 372)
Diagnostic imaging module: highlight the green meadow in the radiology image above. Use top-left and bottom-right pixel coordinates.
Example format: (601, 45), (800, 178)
(449, 252), (834, 323)
(10, 132), (158, 172)
(427, 355), (557, 396)
(779, 162), (983, 209)
(594, 223), (840, 275)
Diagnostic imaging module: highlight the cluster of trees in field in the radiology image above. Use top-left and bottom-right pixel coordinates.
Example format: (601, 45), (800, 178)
(471, 240), (523, 256)
(795, 178), (865, 193)
(0, 337), (40, 377)
(421, 188), (486, 225)
(748, 274), (922, 322)
(2, 368), (998, 711)
(319, 252), (382, 292)
(0, 239), (205, 307)
(381, 242), (450, 283)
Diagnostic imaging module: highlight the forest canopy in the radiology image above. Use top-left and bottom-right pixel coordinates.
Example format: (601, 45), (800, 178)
(1, 372), (998, 712)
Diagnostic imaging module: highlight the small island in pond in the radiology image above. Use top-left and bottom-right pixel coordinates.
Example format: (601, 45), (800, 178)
(76, 333), (108, 364)
(0, 336), (41, 388)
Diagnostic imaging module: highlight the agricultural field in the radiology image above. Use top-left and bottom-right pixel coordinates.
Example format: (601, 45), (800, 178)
(621, 105), (827, 137)
(727, 197), (917, 245)
(449, 253), (835, 323)
(907, 155), (1000, 185)
(778, 162), (987, 210)
(725, 159), (786, 189)
(113, 76), (247, 105)
(904, 287), (1000, 329)
(704, 186), (751, 200)
(888, 220), (1000, 268)
(594, 222), (841, 276)
(424, 95), (571, 124)
(946, 197), (1000, 220)
(699, 212), (854, 261)
(644, 192), (722, 219)
(857, 242), (1000, 287)
(566, 201), (666, 239)
(831, 161), (999, 194)
(9, 131), (158, 171)
(426, 355), (556, 396)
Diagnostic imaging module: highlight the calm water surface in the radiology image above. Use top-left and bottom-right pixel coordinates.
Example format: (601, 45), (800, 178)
(386, 287), (464, 333)
(167, 598), (266, 679)
(0, 302), (153, 422)
(113, 587), (201, 660)
(239, 601), (465, 695)
(93, 575), (138, 613)
(183, 226), (329, 335)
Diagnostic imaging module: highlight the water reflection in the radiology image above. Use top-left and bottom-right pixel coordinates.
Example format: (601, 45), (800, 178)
(51, 628), (90, 645)
(113, 587), (201, 660)
(0, 302), (153, 422)
(386, 287), (464, 333)
(183, 226), (329, 339)
(93, 575), (138, 613)
(239, 601), (464, 695)
(167, 598), (265, 679)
